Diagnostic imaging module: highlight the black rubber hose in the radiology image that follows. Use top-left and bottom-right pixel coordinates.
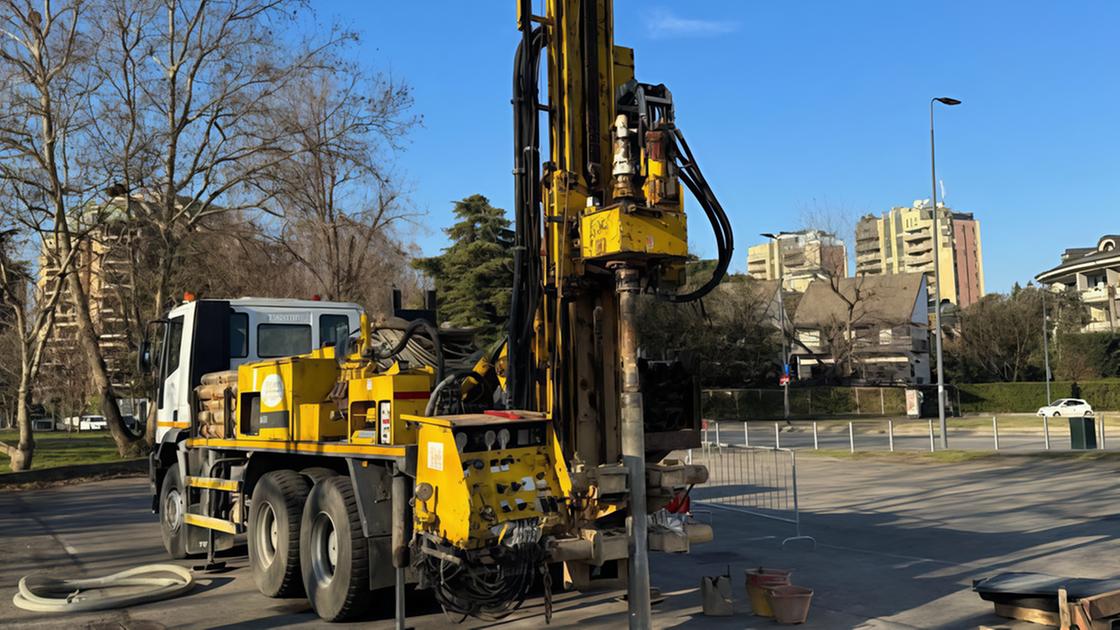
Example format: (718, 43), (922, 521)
(509, 21), (545, 410)
(370, 319), (445, 385)
(669, 127), (735, 303)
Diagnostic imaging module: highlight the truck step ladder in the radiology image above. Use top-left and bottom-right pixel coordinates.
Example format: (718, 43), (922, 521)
(184, 476), (243, 571)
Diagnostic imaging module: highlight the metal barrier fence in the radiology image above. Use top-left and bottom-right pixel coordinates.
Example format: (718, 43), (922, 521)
(687, 442), (815, 549)
(702, 414), (1112, 453)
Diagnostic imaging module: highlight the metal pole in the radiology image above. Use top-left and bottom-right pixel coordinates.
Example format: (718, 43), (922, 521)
(992, 416), (999, 451)
(1099, 414), (1106, 450)
(888, 419), (894, 452)
(848, 421), (855, 453)
(774, 422), (780, 449)
(790, 450), (801, 538)
(714, 421), (721, 447)
(770, 235), (791, 420)
(1044, 415), (1051, 450)
(391, 471), (410, 630)
(931, 98), (949, 450)
(743, 421), (749, 447)
(615, 267), (650, 629)
(1043, 292), (1052, 405)
(928, 419), (935, 452)
(812, 421), (819, 450)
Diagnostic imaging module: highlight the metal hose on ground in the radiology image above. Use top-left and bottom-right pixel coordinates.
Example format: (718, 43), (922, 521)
(12, 563), (194, 613)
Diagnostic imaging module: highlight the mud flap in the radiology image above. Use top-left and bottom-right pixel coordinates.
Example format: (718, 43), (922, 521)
(186, 517), (235, 554)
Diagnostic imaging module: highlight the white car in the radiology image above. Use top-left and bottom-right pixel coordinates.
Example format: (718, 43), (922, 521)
(78, 415), (108, 431)
(1037, 398), (1093, 417)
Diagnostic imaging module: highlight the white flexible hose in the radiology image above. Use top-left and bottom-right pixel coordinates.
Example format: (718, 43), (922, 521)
(12, 563), (194, 613)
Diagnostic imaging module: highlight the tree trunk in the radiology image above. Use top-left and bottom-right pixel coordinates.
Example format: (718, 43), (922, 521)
(1, 371), (36, 472)
(63, 268), (142, 457)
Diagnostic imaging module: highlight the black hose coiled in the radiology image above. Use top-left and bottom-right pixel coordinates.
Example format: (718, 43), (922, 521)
(369, 319), (445, 384)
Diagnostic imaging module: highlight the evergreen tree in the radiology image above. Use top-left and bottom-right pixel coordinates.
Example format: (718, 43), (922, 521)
(413, 195), (513, 344)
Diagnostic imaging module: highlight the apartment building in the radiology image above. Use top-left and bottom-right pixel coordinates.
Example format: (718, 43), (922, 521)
(1035, 235), (1120, 333)
(746, 229), (848, 292)
(855, 200), (985, 308)
(38, 199), (141, 391)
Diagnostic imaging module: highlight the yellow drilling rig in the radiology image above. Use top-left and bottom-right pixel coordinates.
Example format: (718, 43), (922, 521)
(142, 1), (733, 626)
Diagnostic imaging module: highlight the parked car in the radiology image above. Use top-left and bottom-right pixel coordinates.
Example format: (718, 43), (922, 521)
(1037, 398), (1094, 417)
(78, 415), (108, 431)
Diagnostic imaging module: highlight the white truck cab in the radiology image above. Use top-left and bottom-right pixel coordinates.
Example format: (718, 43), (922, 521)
(148, 297), (362, 444)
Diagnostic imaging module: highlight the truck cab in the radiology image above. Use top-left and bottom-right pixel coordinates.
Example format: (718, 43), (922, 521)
(151, 297), (361, 444)
(147, 297), (361, 508)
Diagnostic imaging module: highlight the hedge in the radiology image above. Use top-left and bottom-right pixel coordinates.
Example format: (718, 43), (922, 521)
(956, 380), (1120, 413)
(701, 387), (906, 420)
(702, 381), (1120, 419)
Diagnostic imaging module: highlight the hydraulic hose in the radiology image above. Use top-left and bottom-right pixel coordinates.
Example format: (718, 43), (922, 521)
(668, 127), (735, 303)
(370, 319), (445, 385)
(12, 563), (194, 613)
(509, 13), (545, 410)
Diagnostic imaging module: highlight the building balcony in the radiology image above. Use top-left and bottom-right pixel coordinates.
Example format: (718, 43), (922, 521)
(1081, 285), (1116, 304)
(1083, 320), (1117, 333)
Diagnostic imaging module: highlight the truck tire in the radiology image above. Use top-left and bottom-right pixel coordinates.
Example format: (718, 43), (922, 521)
(300, 466), (339, 485)
(159, 463), (189, 559)
(249, 470), (310, 598)
(300, 476), (370, 622)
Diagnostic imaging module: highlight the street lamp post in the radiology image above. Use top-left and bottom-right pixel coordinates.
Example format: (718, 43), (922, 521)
(930, 96), (960, 450)
(762, 232), (791, 420)
(1042, 291), (1052, 404)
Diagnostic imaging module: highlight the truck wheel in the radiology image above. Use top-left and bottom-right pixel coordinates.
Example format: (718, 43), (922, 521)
(300, 466), (339, 485)
(301, 476), (369, 622)
(249, 470), (310, 597)
(159, 463), (189, 559)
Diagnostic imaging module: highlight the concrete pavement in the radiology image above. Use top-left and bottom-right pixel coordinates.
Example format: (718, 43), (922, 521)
(4, 454), (1120, 628)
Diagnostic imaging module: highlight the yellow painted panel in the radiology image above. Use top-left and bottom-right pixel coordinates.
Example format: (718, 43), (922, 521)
(580, 206), (688, 261)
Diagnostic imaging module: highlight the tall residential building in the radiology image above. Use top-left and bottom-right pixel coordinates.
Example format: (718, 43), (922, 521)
(746, 229), (848, 292)
(854, 200), (985, 307)
(38, 198), (141, 391)
(1035, 235), (1120, 333)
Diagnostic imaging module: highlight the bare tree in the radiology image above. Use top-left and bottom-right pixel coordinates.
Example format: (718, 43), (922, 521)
(0, 228), (69, 470)
(815, 273), (877, 380)
(91, 0), (359, 319)
(256, 68), (419, 307)
(798, 204), (872, 381)
(0, 0), (145, 456)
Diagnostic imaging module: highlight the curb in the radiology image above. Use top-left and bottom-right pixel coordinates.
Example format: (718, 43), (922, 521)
(0, 458), (147, 487)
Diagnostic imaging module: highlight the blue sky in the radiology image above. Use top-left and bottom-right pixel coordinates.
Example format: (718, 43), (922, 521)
(327, 1), (1120, 294)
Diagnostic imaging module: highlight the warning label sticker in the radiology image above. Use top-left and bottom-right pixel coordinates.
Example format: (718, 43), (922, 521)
(427, 441), (444, 472)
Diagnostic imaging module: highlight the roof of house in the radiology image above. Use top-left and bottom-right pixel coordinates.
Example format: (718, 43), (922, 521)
(792, 273), (926, 328)
(1036, 234), (1120, 283)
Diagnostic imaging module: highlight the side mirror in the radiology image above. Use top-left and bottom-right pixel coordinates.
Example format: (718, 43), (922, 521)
(138, 338), (152, 373)
(139, 319), (168, 375)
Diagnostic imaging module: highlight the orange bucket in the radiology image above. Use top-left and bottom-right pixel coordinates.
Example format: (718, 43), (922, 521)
(745, 568), (791, 616)
(768, 585), (814, 624)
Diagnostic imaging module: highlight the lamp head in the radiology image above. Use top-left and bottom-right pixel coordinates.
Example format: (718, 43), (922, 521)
(934, 97), (962, 106)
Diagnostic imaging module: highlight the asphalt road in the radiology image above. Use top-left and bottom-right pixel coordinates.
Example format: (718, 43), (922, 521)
(4, 455), (1120, 628)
